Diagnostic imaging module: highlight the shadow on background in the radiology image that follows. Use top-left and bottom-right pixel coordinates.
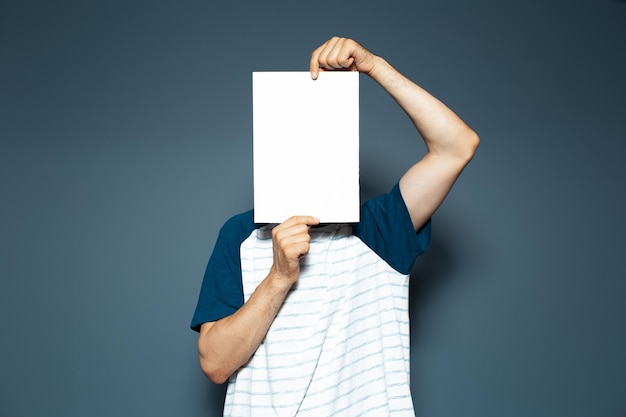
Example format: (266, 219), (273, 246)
(409, 235), (458, 331)
(195, 377), (227, 416)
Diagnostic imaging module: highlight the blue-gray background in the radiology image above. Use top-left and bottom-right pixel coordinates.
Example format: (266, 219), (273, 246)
(1, 0), (625, 416)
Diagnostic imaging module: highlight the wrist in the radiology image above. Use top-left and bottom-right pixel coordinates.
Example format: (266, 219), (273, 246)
(267, 265), (297, 292)
(367, 55), (391, 79)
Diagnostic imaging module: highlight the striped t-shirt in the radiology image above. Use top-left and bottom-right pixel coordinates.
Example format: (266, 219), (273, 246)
(191, 183), (431, 416)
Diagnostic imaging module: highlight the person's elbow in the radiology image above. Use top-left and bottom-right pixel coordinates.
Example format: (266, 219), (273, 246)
(199, 353), (232, 384)
(444, 127), (480, 170)
(458, 127), (480, 164)
(197, 322), (234, 384)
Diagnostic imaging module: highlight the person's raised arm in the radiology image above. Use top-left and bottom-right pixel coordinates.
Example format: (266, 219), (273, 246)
(197, 215), (319, 383)
(310, 37), (479, 231)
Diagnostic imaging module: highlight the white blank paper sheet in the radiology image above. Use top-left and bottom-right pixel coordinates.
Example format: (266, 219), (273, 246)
(253, 71), (359, 223)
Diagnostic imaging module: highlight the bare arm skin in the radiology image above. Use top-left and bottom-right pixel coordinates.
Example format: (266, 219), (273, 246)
(310, 37), (480, 231)
(198, 215), (319, 383)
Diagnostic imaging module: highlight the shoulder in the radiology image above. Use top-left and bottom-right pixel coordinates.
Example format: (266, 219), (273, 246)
(209, 210), (265, 261)
(189, 210), (258, 331)
(218, 210), (260, 243)
(220, 209), (253, 230)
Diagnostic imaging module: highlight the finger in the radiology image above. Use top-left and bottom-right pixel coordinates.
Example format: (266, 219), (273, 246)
(325, 37), (358, 70)
(325, 37), (348, 69)
(318, 37), (343, 70)
(311, 37), (341, 78)
(272, 217), (319, 248)
(335, 38), (356, 69)
(280, 233), (312, 253)
(274, 228), (313, 259)
(280, 215), (321, 228)
(291, 241), (312, 258)
(309, 40), (329, 80)
(273, 223), (311, 243)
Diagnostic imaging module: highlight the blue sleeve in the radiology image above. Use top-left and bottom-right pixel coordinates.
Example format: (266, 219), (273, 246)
(190, 210), (257, 332)
(353, 183), (432, 275)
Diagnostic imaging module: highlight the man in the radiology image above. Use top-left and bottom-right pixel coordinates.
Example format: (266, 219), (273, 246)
(191, 37), (479, 416)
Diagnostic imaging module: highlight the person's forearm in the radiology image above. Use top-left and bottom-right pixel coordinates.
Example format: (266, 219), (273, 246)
(368, 56), (478, 161)
(198, 216), (317, 383)
(198, 270), (292, 384)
